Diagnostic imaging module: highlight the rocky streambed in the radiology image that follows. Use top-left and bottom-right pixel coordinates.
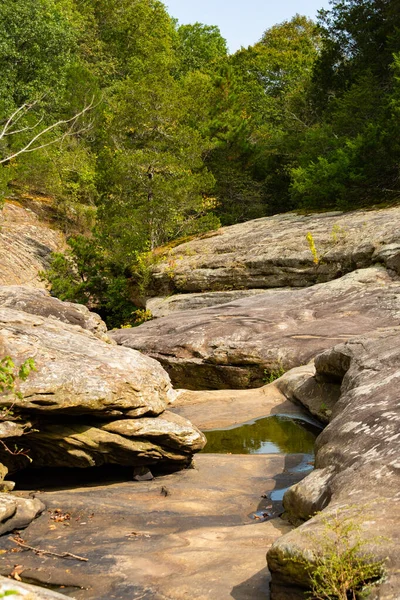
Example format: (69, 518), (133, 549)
(0, 205), (399, 599)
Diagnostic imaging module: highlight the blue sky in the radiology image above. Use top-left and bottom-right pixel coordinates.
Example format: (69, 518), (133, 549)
(165, 0), (331, 53)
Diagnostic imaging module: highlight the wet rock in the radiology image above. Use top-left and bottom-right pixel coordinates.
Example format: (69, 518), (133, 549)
(268, 327), (400, 598)
(0, 202), (64, 289)
(149, 207), (400, 295)
(0, 307), (175, 417)
(0, 286), (108, 341)
(111, 267), (400, 389)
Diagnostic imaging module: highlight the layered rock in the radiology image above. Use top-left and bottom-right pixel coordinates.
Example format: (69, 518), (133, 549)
(149, 207), (400, 296)
(111, 266), (400, 389)
(267, 328), (400, 598)
(0, 301), (205, 478)
(0, 202), (64, 288)
(0, 285), (108, 341)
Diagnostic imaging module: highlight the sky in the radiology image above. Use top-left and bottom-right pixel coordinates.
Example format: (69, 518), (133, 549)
(165, 0), (331, 53)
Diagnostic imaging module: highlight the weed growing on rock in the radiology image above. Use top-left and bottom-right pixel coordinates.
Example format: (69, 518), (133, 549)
(0, 357), (36, 408)
(263, 362), (286, 384)
(299, 509), (386, 599)
(306, 232), (320, 264)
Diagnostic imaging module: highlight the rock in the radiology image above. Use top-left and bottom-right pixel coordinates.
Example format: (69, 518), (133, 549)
(0, 202), (64, 289)
(0, 286), (108, 341)
(275, 364), (341, 423)
(149, 207), (400, 295)
(111, 267), (400, 389)
(0, 576), (73, 599)
(147, 289), (270, 318)
(12, 423), (198, 469)
(282, 466), (335, 524)
(267, 327), (400, 598)
(0, 495), (45, 535)
(132, 466), (154, 481)
(0, 306), (175, 417)
(102, 411), (206, 452)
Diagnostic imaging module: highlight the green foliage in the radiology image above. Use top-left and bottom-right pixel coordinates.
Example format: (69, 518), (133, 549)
(263, 362), (286, 384)
(7, 0), (400, 326)
(0, 356), (36, 407)
(175, 22), (227, 76)
(297, 510), (386, 599)
(44, 235), (139, 328)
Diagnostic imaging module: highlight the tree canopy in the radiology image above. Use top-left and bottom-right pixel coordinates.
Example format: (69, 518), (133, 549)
(2, 0), (400, 325)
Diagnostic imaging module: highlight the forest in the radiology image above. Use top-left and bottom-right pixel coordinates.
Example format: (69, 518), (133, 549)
(1, 0), (400, 326)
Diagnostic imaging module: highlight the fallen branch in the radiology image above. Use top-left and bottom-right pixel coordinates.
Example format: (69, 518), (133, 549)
(9, 537), (88, 562)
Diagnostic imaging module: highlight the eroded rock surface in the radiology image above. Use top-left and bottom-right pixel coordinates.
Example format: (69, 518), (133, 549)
(0, 202), (64, 288)
(149, 207), (400, 295)
(112, 267), (400, 389)
(0, 299), (205, 476)
(0, 286), (108, 341)
(267, 328), (400, 599)
(0, 307), (173, 417)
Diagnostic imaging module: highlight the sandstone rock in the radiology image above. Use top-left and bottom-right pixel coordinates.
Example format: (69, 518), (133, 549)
(282, 466), (335, 524)
(149, 207), (400, 295)
(102, 411), (206, 452)
(275, 364), (341, 423)
(0, 495), (45, 535)
(0, 202), (64, 289)
(0, 576), (73, 599)
(0, 286), (108, 341)
(267, 327), (400, 598)
(111, 267), (400, 389)
(147, 289), (270, 318)
(13, 423), (198, 469)
(0, 307), (175, 417)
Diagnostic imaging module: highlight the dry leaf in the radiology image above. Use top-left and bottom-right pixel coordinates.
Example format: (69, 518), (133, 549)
(10, 564), (24, 581)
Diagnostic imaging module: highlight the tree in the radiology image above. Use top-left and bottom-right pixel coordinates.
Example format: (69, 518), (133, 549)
(175, 23), (227, 76)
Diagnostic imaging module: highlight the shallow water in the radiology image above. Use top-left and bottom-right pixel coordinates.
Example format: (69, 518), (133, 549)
(202, 413), (321, 455)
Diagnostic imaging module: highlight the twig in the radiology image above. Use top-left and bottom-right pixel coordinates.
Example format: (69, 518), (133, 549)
(10, 537), (88, 562)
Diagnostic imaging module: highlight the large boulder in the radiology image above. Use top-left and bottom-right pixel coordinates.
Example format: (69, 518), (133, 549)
(0, 201), (64, 288)
(0, 307), (174, 417)
(149, 207), (400, 296)
(0, 286), (108, 341)
(267, 328), (400, 599)
(111, 267), (400, 389)
(0, 299), (205, 474)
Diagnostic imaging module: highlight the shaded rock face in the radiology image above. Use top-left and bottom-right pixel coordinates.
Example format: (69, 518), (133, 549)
(0, 202), (64, 288)
(149, 207), (400, 295)
(0, 300), (205, 478)
(0, 286), (108, 341)
(267, 328), (400, 599)
(111, 267), (400, 389)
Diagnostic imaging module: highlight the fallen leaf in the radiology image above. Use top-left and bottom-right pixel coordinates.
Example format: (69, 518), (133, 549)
(10, 564), (24, 581)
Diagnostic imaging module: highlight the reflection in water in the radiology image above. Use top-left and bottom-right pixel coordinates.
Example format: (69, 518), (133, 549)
(202, 414), (321, 455)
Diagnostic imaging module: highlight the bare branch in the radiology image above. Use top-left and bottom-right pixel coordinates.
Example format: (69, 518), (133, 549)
(0, 96), (96, 164)
(4, 114), (45, 137)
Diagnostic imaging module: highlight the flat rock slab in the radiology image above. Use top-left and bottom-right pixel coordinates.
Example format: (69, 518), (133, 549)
(111, 267), (400, 389)
(0, 454), (306, 600)
(0, 202), (64, 288)
(149, 207), (400, 295)
(172, 385), (309, 430)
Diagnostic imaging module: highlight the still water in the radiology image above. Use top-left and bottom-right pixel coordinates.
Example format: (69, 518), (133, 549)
(202, 414), (321, 455)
